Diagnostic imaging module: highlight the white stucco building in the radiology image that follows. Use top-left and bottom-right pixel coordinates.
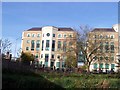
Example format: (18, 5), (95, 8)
(21, 26), (76, 69)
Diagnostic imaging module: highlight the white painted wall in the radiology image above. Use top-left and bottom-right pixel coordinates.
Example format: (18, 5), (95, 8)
(40, 26), (58, 67)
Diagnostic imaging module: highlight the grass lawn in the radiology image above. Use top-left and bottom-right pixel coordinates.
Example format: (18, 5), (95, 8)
(2, 69), (120, 89)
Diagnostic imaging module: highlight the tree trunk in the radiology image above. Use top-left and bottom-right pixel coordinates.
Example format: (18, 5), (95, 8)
(87, 65), (90, 74)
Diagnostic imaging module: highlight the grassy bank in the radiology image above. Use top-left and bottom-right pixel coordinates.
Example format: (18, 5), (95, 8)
(2, 69), (120, 89)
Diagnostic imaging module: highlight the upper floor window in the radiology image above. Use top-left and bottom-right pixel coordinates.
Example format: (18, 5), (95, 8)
(27, 40), (30, 43)
(53, 34), (55, 37)
(64, 34), (67, 38)
(105, 35), (109, 39)
(51, 54), (54, 58)
(41, 54), (43, 58)
(52, 40), (55, 51)
(26, 47), (29, 51)
(36, 54), (38, 58)
(100, 56), (103, 60)
(36, 40), (40, 51)
(110, 42), (114, 53)
(37, 34), (40, 37)
(110, 35), (114, 39)
(32, 34), (35, 37)
(105, 64), (109, 69)
(111, 56), (114, 61)
(27, 33), (31, 37)
(94, 35), (98, 39)
(57, 55), (60, 59)
(58, 34), (62, 38)
(105, 42), (109, 52)
(69, 34), (72, 38)
(100, 35), (103, 39)
(46, 40), (50, 51)
(46, 33), (50, 37)
(105, 56), (108, 60)
(42, 40), (44, 51)
(31, 40), (35, 51)
(58, 41), (61, 49)
(69, 42), (72, 46)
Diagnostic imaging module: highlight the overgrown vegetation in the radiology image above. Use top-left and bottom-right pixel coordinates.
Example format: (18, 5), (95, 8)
(3, 68), (120, 89)
(20, 52), (35, 65)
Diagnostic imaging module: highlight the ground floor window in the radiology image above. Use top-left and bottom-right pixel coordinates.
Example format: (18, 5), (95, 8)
(50, 62), (54, 67)
(99, 63), (103, 69)
(111, 64), (115, 69)
(62, 62), (65, 67)
(40, 61), (42, 65)
(94, 63), (97, 69)
(105, 64), (109, 69)
(45, 62), (48, 67)
(56, 62), (60, 67)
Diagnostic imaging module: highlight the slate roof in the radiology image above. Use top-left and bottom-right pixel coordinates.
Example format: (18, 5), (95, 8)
(27, 27), (74, 31)
(92, 28), (116, 32)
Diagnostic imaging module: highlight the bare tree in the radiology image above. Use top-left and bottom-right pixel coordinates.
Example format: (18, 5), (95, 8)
(72, 25), (116, 73)
(1, 39), (12, 54)
(62, 37), (77, 68)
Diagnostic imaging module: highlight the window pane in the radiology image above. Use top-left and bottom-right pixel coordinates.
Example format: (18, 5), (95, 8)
(58, 41), (61, 49)
(46, 40), (50, 51)
(42, 40), (44, 51)
(62, 62), (65, 67)
(94, 63), (97, 69)
(111, 56), (114, 61)
(45, 54), (49, 62)
(36, 54), (38, 58)
(45, 62), (48, 67)
(52, 54), (54, 58)
(37, 34), (40, 37)
(99, 63), (103, 69)
(27, 40), (30, 43)
(69, 34), (72, 38)
(58, 34), (62, 38)
(100, 57), (103, 60)
(26, 47), (29, 50)
(32, 34), (35, 37)
(63, 41), (67, 52)
(27, 34), (30, 37)
(41, 54), (43, 58)
(64, 34), (66, 38)
(53, 34), (55, 37)
(111, 64), (115, 69)
(31, 40), (35, 51)
(36, 40), (40, 51)
(105, 64), (109, 69)
(56, 62), (60, 67)
(52, 40), (55, 51)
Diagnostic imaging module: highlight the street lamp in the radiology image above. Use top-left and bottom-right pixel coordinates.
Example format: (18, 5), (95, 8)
(14, 37), (21, 60)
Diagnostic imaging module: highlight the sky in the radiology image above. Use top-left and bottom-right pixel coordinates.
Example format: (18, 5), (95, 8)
(2, 2), (118, 57)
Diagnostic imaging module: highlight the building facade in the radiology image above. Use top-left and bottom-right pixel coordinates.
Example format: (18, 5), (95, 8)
(21, 26), (76, 69)
(113, 24), (120, 57)
(88, 28), (119, 72)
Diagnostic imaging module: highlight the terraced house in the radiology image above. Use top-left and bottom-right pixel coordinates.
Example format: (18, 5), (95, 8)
(21, 26), (76, 69)
(88, 25), (119, 72)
